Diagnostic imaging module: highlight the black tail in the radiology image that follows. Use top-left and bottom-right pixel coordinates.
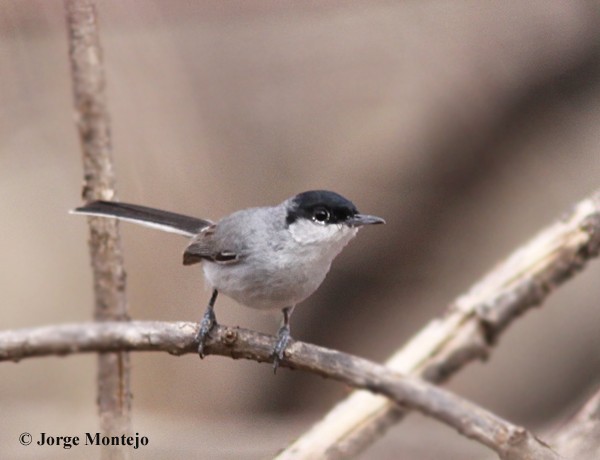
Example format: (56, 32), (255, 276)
(72, 201), (212, 237)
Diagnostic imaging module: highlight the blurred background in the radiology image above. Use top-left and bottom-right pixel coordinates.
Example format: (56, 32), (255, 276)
(1, 1), (600, 458)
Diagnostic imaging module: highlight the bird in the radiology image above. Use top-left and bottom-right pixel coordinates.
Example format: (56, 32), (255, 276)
(72, 190), (385, 370)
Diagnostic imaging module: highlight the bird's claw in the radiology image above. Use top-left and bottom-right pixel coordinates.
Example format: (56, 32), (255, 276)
(196, 307), (216, 358)
(272, 325), (291, 373)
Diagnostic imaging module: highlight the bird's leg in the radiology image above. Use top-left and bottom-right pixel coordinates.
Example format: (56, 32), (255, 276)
(272, 306), (295, 373)
(196, 289), (219, 358)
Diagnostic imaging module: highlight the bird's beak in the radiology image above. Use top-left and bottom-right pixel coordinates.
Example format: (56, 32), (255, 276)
(347, 214), (386, 227)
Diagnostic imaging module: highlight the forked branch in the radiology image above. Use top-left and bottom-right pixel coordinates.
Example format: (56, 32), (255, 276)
(276, 190), (600, 459)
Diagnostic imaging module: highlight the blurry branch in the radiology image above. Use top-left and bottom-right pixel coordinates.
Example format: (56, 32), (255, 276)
(550, 385), (600, 459)
(65, 1), (131, 458)
(0, 321), (558, 460)
(277, 190), (600, 460)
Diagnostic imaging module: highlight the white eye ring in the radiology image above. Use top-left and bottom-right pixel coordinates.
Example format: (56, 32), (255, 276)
(312, 208), (330, 224)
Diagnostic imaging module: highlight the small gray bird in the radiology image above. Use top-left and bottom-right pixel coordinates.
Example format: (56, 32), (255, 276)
(73, 190), (385, 370)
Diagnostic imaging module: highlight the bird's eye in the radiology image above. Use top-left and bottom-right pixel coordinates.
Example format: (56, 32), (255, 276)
(313, 208), (330, 224)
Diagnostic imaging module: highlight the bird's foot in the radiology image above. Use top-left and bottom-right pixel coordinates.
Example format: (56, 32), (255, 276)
(272, 325), (291, 373)
(196, 307), (216, 358)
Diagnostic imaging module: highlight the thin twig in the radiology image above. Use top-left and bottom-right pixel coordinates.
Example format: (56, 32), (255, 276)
(64, 1), (131, 458)
(276, 190), (600, 459)
(0, 321), (559, 460)
(550, 385), (600, 460)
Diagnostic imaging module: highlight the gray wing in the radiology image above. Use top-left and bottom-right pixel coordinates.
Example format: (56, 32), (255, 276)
(183, 225), (241, 265)
(182, 205), (286, 266)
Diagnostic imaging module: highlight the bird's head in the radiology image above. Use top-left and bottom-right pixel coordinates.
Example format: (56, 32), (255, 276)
(284, 190), (385, 246)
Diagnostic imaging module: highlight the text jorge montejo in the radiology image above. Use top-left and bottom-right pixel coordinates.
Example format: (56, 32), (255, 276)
(36, 432), (149, 449)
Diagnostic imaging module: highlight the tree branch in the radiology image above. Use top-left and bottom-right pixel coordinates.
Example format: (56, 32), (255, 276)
(276, 190), (600, 459)
(0, 321), (558, 460)
(64, 1), (131, 458)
